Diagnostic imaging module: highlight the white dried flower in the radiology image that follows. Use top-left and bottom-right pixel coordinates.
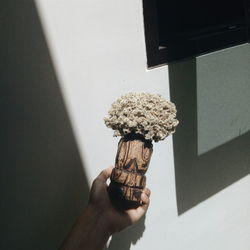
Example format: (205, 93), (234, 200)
(104, 92), (179, 142)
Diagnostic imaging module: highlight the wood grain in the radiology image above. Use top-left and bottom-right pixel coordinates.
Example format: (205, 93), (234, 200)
(109, 135), (153, 205)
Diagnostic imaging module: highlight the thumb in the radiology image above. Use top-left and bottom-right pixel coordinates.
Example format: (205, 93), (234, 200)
(96, 166), (114, 182)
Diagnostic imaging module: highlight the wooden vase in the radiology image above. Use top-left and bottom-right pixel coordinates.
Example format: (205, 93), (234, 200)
(108, 134), (153, 209)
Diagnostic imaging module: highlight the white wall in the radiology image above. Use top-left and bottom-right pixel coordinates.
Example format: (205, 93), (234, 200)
(32, 0), (250, 249)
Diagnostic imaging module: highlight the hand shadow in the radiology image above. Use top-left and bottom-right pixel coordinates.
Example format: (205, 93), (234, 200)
(106, 215), (146, 250)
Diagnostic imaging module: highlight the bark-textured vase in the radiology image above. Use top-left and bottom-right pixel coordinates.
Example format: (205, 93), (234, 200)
(108, 134), (153, 208)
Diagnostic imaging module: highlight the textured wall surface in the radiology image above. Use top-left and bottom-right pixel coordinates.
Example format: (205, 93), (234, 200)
(197, 44), (250, 155)
(1, 0), (249, 249)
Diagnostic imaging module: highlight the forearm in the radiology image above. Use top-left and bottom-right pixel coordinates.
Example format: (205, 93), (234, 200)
(60, 205), (111, 250)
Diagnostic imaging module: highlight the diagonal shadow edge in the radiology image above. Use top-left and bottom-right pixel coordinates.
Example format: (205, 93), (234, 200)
(0, 1), (90, 249)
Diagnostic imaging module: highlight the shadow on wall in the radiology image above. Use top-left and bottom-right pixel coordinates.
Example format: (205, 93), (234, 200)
(169, 57), (250, 215)
(106, 216), (146, 250)
(0, 1), (89, 249)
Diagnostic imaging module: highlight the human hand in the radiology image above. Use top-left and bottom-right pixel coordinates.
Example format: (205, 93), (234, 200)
(60, 166), (150, 250)
(88, 166), (151, 235)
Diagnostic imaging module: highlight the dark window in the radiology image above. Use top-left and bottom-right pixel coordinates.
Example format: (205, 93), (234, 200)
(143, 0), (250, 67)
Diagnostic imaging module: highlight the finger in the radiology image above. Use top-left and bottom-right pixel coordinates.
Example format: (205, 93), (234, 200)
(127, 188), (151, 214)
(143, 188), (151, 198)
(141, 192), (150, 208)
(124, 189), (152, 224)
(131, 191), (151, 220)
(97, 166), (114, 182)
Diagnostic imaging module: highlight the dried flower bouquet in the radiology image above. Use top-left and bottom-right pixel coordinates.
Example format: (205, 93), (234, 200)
(104, 93), (178, 208)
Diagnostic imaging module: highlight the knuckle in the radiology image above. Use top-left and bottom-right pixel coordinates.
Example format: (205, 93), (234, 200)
(144, 188), (151, 197)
